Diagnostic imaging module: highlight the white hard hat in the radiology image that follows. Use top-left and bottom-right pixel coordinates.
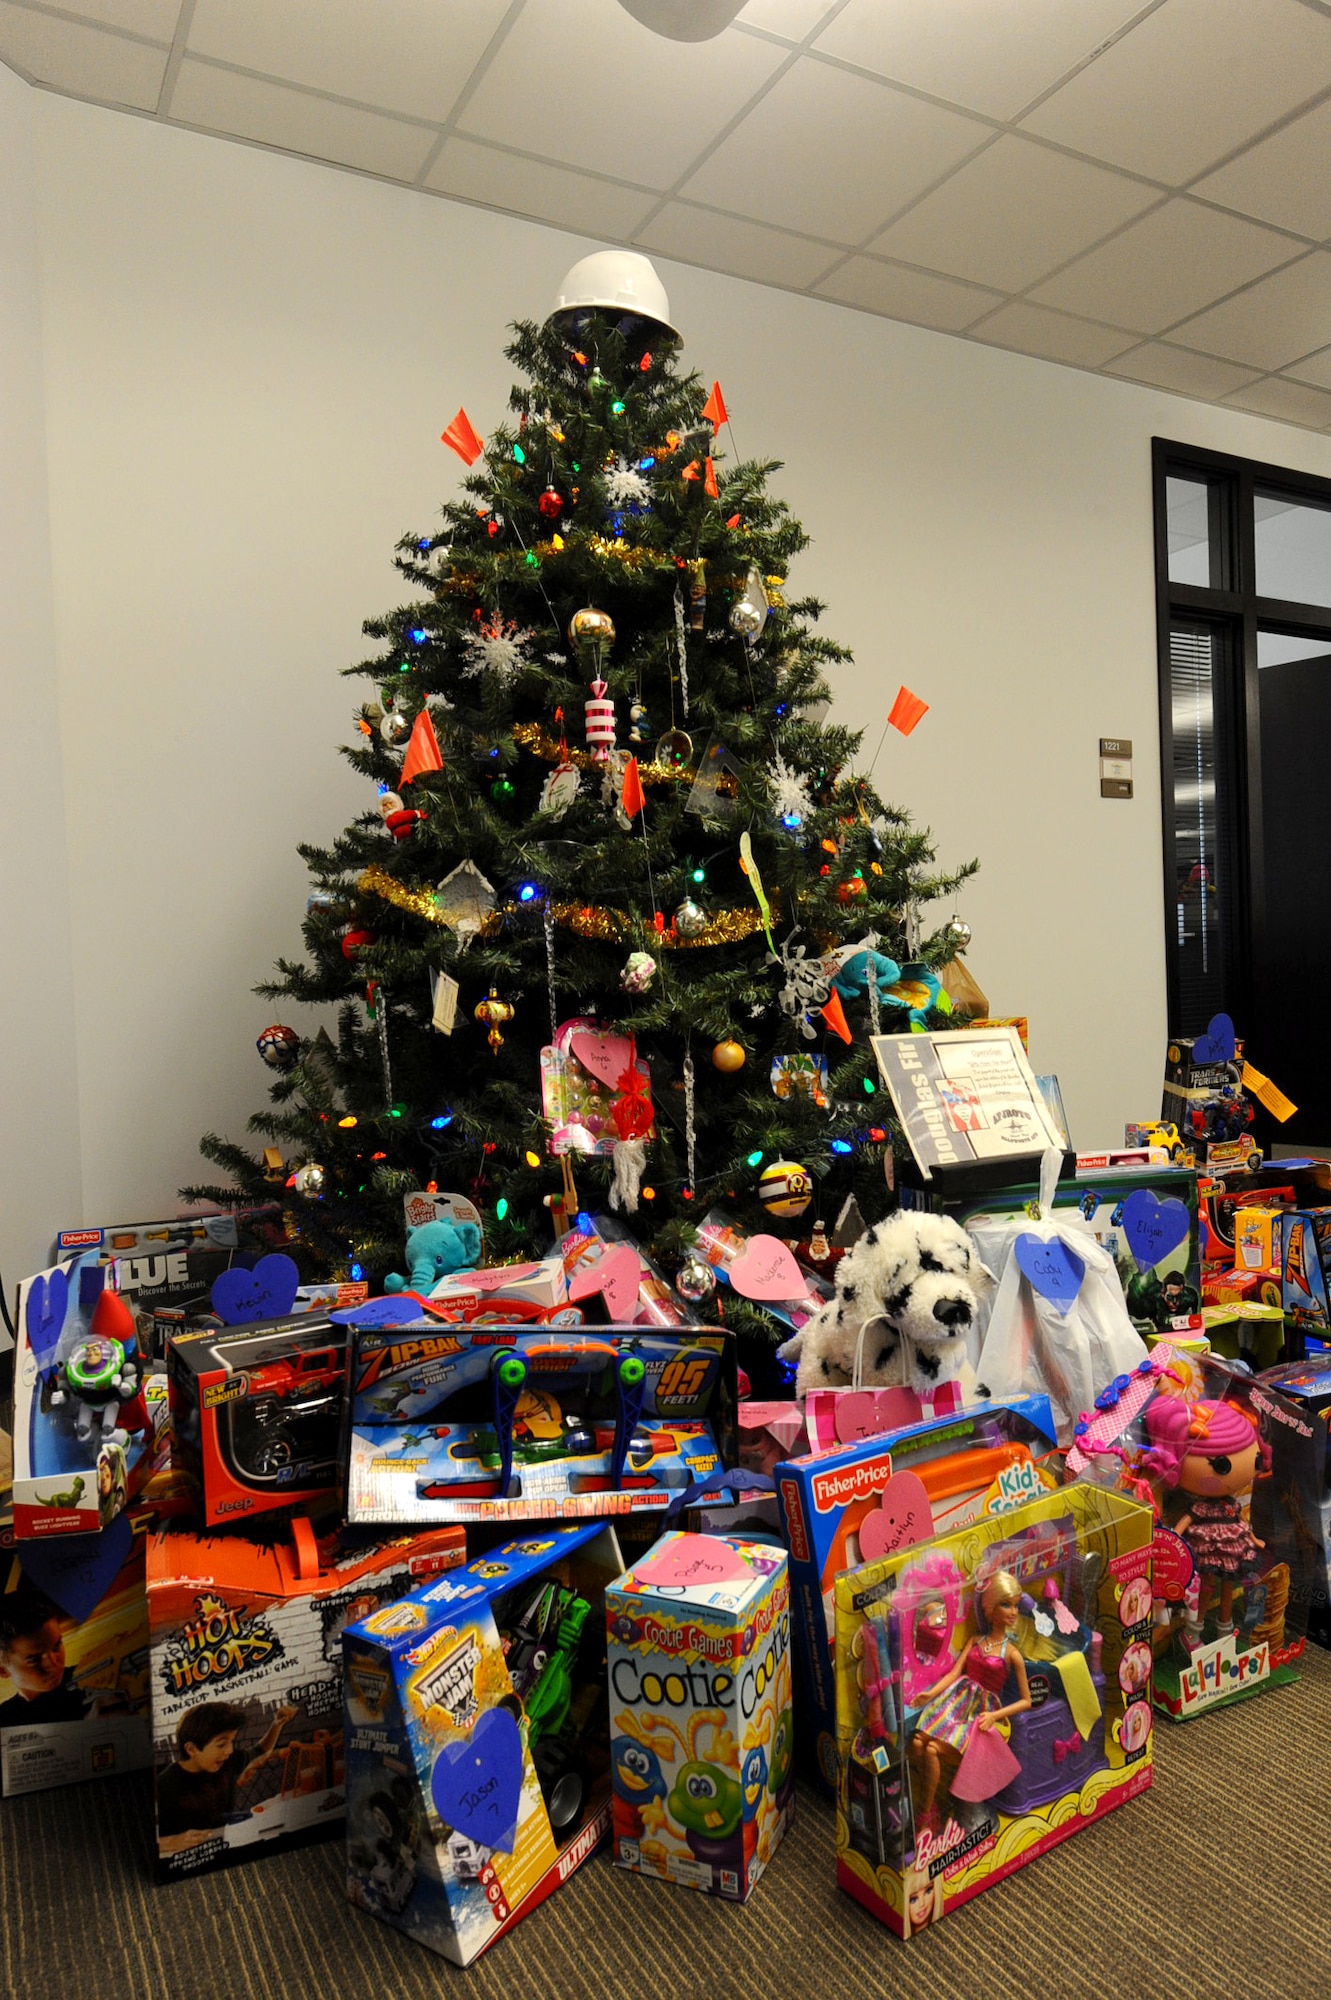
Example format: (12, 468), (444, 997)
(548, 250), (679, 342)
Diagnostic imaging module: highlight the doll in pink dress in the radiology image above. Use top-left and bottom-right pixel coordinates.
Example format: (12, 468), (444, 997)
(909, 1570), (1032, 1830)
(1141, 1395), (1270, 1642)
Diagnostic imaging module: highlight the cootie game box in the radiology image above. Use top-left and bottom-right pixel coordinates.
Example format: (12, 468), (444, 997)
(146, 1517), (466, 1879)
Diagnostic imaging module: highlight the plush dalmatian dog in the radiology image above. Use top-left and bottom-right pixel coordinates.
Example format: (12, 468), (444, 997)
(778, 1210), (992, 1401)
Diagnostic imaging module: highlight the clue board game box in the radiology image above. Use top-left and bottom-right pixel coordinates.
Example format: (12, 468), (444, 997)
(147, 1518), (466, 1879)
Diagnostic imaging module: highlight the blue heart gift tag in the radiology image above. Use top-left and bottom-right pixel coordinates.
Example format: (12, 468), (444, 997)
(1192, 1013), (1235, 1064)
(1014, 1233), (1084, 1316)
(1121, 1190), (1191, 1272)
(211, 1253), (300, 1326)
(20, 1511), (134, 1621)
(25, 1267), (69, 1373)
(430, 1707), (523, 1856)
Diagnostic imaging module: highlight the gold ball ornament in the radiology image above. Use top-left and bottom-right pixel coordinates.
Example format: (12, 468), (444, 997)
(712, 1039), (746, 1073)
(567, 606), (616, 651)
(758, 1159), (813, 1219)
(474, 987), (515, 1053)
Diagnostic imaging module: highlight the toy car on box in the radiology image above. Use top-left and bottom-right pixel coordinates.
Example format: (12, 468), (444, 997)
(166, 1315), (350, 1527)
(340, 1313), (736, 1526)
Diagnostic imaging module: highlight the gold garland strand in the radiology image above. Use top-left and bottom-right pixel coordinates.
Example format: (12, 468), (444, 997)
(511, 721), (689, 784)
(357, 866), (770, 949)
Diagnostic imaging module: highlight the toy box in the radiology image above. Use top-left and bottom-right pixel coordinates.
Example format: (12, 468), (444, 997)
(55, 1208), (286, 1333)
(1201, 1303), (1288, 1371)
(1256, 1359), (1331, 1632)
(835, 1483), (1152, 1938)
(775, 1397), (1058, 1791)
(341, 1316), (736, 1527)
(343, 1523), (622, 1965)
(1067, 1348), (1317, 1717)
(146, 1517), (465, 1879)
(166, 1313), (349, 1528)
(424, 1253), (577, 1325)
(1281, 1209), (1331, 1334)
(0, 1480), (151, 1795)
(903, 1165), (1201, 1335)
(605, 1533), (792, 1903)
(12, 1257), (166, 1542)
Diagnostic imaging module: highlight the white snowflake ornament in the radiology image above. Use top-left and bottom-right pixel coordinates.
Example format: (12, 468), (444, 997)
(604, 456), (652, 511)
(460, 615), (536, 687)
(769, 751), (813, 830)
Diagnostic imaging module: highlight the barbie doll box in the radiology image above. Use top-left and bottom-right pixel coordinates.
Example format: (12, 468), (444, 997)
(606, 1533), (793, 1903)
(834, 1484), (1153, 1938)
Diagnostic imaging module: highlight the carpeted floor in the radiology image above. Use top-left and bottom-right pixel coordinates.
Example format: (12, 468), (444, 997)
(3, 1647), (1329, 2000)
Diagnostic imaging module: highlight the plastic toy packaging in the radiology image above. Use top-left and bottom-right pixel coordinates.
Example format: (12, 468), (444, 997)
(1067, 1346), (1318, 1718)
(973, 1151), (1149, 1443)
(834, 1485), (1153, 1937)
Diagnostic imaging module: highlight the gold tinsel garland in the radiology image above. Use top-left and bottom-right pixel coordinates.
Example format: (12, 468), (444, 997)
(511, 721), (688, 784)
(356, 866), (768, 949)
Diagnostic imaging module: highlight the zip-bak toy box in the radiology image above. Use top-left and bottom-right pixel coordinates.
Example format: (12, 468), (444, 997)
(1067, 1349), (1316, 1718)
(776, 1397), (1057, 1793)
(343, 1523), (623, 1966)
(166, 1314), (350, 1528)
(342, 1315), (737, 1526)
(835, 1485), (1153, 1938)
(146, 1518), (465, 1879)
(12, 1257), (164, 1542)
(606, 1533), (793, 1903)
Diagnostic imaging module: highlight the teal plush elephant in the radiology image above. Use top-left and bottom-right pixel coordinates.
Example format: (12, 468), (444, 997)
(383, 1218), (482, 1295)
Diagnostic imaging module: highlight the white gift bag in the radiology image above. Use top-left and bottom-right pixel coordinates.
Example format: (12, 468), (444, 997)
(973, 1151), (1149, 1443)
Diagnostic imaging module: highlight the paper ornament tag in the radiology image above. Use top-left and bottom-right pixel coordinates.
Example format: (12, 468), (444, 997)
(858, 1471), (934, 1563)
(1120, 1190), (1191, 1271)
(539, 763), (581, 819)
(728, 1234), (804, 1302)
(634, 1534), (753, 1591)
(435, 860), (495, 946)
(430, 970), (459, 1035)
(430, 1708), (523, 1855)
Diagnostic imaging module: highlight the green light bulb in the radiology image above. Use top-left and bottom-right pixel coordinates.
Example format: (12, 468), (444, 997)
(691, 867), (705, 883)
(612, 400), (626, 416)
(862, 1078), (876, 1095)
(512, 444), (526, 464)
(746, 1150), (763, 1168)
(496, 1197), (509, 1221)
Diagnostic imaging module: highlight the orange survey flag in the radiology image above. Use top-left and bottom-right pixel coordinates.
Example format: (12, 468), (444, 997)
(703, 456), (720, 499)
(821, 991), (852, 1043)
(701, 381), (728, 431)
(621, 757), (645, 819)
(440, 408), (484, 465)
(887, 685), (929, 736)
(401, 709), (443, 785)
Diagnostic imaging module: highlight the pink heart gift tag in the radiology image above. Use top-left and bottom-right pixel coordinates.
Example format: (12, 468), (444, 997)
(857, 1471), (934, 1563)
(635, 1534), (753, 1591)
(570, 1031), (634, 1089)
(728, 1234), (803, 1302)
(567, 1244), (640, 1319)
(832, 1388), (923, 1444)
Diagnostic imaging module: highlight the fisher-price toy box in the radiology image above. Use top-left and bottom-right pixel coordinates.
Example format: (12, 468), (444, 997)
(835, 1484), (1153, 1939)
(775, 1397), (1058, 1794)
(146, 1517), (465, 1880)
(54, 1208), (286, 1336)
(343, 1523), (623, 1966)
(606, 1533), (793, 1903)
(340, 1313), (736, 1527)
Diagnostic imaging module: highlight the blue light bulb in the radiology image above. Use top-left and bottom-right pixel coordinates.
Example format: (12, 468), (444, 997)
(410, 628), (427, 644)
(782, 813), (802, 829)
(430, 1112), (453, 1130)
(350, 1262), (364, 1281)
(831, 1138), (854, 1155)
(575, 1211), (594, 1236)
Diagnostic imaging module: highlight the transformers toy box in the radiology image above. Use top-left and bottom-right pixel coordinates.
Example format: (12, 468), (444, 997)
(12, 1256), (166, 1542)
(0, 1479), (151, 1797)
(340, 1315), (737, 1527)
(835, 1484), (1153, 1939)
(146, 1517), (465, 1880)
(605, 1533), (793, 1904)
(166, 1314), (350, 1528)
(343, 1523), (623, 1966)
(1067, 1349), (1318, 1719)
(775, 1398), (1058, 1795)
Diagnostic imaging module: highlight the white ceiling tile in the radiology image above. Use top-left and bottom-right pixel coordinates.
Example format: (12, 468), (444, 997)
(1223, 376), (1331, 427)
(0, 3), (166, 107)
(426, 137), (657, 239)
(1022, 0), (1331, 186)
(812, 255), (1001, 330)
(1101, 342), (1260, 398)
(169, 58), (437, 180)
(456, 1), (785, 187)
(681, 56), (988, 242)
(865, 133), (1157, 293)
(737, 0), (838, 39)
(186, 0), (508, 124)
(1192, 101), (1331, 244)
(1284, 346), (1331, 392)
(25, 0), (180, 33)
(1168, 252), (1331, 369)
(1029, 199), (1301, 335)
(814, 0), (1144, 121)
(968, 301), (1134, 368)
(636, 200), (839, 287)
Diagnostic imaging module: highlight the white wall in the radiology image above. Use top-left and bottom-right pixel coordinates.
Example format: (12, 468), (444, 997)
(21, 88), (1331, 1235)
(0, 65), (82, 1285)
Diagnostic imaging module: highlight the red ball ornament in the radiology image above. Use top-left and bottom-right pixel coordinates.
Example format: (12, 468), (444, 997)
(538, 487), (564, 520)
(835, 877), (868, 903)
(341, 928), (374, 959)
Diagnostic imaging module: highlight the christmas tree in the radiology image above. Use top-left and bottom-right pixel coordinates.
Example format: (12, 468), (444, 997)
(188, 251), (975, 1336)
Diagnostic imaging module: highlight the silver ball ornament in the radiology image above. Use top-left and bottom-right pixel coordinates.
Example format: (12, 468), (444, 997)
(946, 915), (973, 950)
(675, 1254), (716, 1303)
(379, 707), (411, 747)
(673, 897), (707, 938)
(293, 1162), (327, 1198)
(728, 596), (766, 638)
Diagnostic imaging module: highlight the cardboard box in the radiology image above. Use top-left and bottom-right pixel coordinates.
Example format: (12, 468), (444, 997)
(835, 1485), (1152, 1937)
(606, 1533), (792, 1902)
(1282, 1210), (1331, 1333)
(55, 1208), (286, 1334)
(146, 1519), (465, 1879)
(343, 1523), (622, 1965)
(1200, 1303), (1288, 1371)
(1257, 1360), (1331, 1641)
(166, 1314), (349, 1528)
(775, 1398), (1058, 1792)
(342, 1318), (736, 1527)
(426, 1254), (575, 1324)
